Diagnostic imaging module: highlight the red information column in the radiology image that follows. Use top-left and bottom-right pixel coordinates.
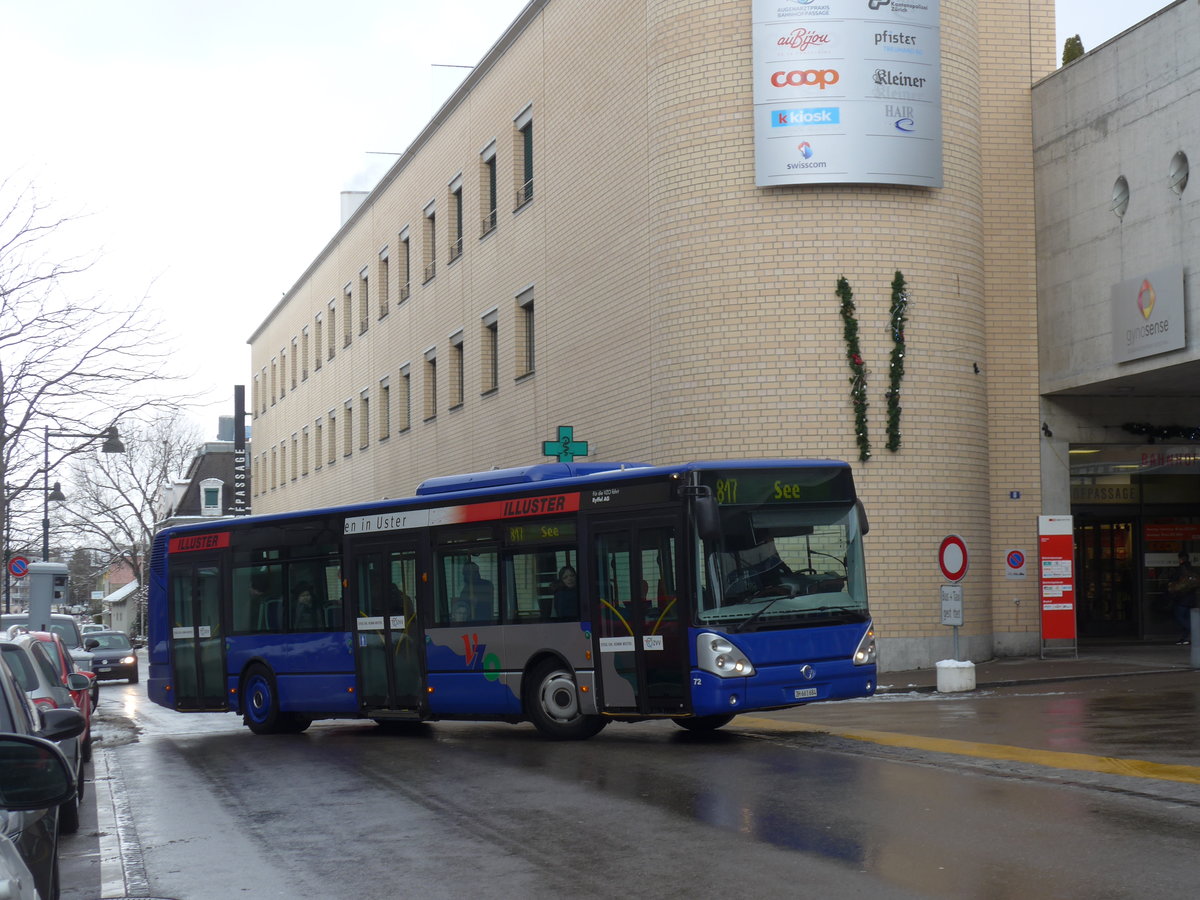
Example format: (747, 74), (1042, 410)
(1038, 515), (1077, 644)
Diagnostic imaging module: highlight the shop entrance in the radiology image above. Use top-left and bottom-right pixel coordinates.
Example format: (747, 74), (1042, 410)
(1074, 520), (1136, 638)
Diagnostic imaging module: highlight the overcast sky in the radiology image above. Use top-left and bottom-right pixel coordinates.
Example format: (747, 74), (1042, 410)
(0, 0), (1175, 436)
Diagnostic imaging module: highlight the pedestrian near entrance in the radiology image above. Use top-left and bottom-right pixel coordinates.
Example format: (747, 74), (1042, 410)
(1168, 551), (1199, 645)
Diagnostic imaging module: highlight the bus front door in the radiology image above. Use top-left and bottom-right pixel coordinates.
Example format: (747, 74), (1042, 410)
(168, 558), (227, 711)
(591, 519), (688, 717)
(353, 543), (424, 716)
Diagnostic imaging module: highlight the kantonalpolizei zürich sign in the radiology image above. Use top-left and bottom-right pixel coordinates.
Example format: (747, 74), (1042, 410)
(1111, 266), (1186, 363)
(752, 0), (942, 187)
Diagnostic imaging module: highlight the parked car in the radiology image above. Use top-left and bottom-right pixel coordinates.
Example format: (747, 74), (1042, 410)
(0, 648), (84, 900)
(0, 635), (88, 834)
(0, 614), (92, 671)
(2, 630), (94, 762)
(80, 623), (105, 635)
(83, 630), (138, 684)
(0, 829), (41, 900)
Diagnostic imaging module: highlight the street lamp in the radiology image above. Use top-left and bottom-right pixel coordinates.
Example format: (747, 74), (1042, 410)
(42, 426), (125, 561)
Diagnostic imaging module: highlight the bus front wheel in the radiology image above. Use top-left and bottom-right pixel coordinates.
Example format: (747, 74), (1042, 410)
(242, 665), (310, 735)
(525, 660), (606, 741)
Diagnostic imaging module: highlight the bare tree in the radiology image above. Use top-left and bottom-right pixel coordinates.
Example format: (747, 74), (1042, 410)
(58, 413), (203, 589)
(0, 177), (188, 561)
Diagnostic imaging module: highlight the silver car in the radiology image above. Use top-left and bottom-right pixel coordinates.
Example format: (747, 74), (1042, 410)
(0, 636), (88, 834)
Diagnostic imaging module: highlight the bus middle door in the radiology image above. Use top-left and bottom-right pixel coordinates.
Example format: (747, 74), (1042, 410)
(168, 556), (227, 711)
(352, 541), (425, 716)
(591, 517), (687, 717)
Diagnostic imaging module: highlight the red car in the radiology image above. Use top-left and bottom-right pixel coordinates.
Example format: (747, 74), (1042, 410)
(20, 630), (95, 763)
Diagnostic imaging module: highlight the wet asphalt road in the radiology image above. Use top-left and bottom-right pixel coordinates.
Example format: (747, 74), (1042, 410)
(60, 668), (1200, 900)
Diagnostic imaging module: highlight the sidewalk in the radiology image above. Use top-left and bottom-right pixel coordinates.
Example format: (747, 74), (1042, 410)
(876, 641), (1200, 693)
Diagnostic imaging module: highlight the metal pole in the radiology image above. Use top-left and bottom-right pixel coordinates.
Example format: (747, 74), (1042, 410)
(42, 426), (50, 561)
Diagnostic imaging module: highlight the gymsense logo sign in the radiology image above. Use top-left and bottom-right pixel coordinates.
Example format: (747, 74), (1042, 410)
(1110, 266), (1186, 363)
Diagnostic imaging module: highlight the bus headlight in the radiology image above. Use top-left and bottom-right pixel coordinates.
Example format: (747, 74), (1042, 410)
(853, 624), (877, 666)
(698, 633), (755, 678)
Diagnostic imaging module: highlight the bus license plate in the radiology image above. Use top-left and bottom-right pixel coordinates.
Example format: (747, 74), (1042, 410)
(793, 687), (818, 699)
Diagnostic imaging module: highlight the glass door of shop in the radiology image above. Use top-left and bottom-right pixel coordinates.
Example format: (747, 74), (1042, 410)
(1074, 520), (1137, 638)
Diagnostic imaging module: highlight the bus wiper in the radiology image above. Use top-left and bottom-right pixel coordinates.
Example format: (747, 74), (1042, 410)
(730, 586), (797, 633)
(801, 605), (864, 620)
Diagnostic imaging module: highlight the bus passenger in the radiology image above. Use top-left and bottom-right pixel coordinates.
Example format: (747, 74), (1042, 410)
(552, 565), (578, 618)
(291, 582), (319, 631)
(459, 561), (494, 620)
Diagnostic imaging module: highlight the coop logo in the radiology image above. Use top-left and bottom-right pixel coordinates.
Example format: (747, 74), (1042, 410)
(777, 27), (832, 51)
(772, 107), (840, 127)
(770, 68), (840, 90)
(786, 142), (828, 170)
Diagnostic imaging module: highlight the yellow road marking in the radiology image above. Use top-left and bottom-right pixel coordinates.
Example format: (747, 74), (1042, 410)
(736, 716), (1200, 785)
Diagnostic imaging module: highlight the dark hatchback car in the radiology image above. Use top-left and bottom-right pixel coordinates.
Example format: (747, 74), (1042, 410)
(0, 648), (84, 900)
(83, 630), (138, 683)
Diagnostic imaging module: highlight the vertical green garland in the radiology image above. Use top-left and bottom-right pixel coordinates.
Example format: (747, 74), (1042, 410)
(885, 270), (908, 452)
(836, 276), (871, 462)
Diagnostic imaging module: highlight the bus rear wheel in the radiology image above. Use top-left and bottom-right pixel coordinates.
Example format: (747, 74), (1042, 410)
(242, 665), (310, 735)
(525, 660), (606, 741)
(672, 714), (736, 732)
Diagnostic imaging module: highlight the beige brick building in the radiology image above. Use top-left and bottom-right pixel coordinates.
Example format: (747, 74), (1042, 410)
(248, 0), (1058, 671)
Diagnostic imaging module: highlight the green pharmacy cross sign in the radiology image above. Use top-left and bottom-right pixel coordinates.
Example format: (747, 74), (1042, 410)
(543, 425), (588, 462)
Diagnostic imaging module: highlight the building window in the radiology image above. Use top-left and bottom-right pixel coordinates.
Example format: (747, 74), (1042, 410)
(514, 105), (533, 209)
(252, 375), (260, 418)
(314, 315), (323, 371)
(343, 401), (354, 457)
(279, 442), (286, 488)
(399, 231), (411, 302)
(358, 269), (370, 335)
(343, 284), (353, 348)
(290, 435), (298, 481)
(301, 427), (310, 476)
(301, 327), (310, 381)
(449, 177), (464, 263)
(279, 349), (287, 397)
(423, 206), (437, 283)
(270, 447), (277, 490)
(378, 248), (390, 318)
(200, 479), (223, 517)
(328, 410), (337, 464)
(450, 331), (465, 409)
(359, 391), (370, 449)
(399, 365), (411, 432)
(290, 338), (298, 389)
(327, 300), (337, 360)
(481, 309), (499, 395)
(424, 349), (438, 421)
(480, 142), (498, 237)
(314, 419), (323, 471)
(270, 359), (277, 405)
(516, 288), (535, 377)
(379, 378), (391, 440)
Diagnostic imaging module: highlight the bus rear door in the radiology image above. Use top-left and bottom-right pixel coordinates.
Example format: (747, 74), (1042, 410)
(168, 556), (227, 711)
(351, 541), (425, 716)
(591, 517), (688, 717)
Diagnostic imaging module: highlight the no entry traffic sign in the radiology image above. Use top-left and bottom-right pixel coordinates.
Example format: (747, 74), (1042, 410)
(938, 535), (969, 582)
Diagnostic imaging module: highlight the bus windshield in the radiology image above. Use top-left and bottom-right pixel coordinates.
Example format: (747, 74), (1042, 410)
(697, 503), (868, 631)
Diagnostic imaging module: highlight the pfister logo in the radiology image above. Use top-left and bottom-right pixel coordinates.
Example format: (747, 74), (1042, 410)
(772, 107), (840, 127)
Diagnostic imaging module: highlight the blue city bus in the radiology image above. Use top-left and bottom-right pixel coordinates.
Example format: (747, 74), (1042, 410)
(147, 459), (876, 739)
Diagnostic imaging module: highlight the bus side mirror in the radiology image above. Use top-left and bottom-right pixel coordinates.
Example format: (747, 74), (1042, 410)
(694, 494), (722, 542)
(856, 499), (870, 536)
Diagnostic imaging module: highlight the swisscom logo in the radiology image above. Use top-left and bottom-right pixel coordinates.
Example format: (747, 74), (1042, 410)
(787, 141), (827, 170)
(772, 107), (840, 127)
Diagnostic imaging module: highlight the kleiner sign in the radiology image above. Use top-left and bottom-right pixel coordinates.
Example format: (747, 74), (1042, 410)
(1111, 266), (1185, 363)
